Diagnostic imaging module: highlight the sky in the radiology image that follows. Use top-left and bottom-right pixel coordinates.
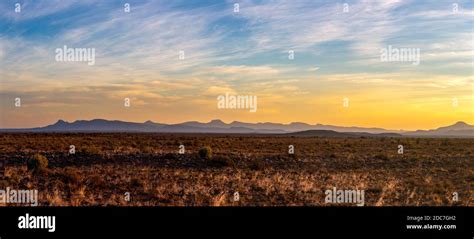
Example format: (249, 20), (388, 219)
(0, 0), (472, 130)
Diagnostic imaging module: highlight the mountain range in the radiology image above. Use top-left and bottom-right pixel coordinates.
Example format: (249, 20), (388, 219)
(1, 119), (473, 137)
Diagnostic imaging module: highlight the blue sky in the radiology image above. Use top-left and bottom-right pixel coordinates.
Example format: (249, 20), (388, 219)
(0, 0), (473, 129)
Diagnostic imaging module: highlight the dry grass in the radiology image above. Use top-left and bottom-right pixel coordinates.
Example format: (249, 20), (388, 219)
(0, 133), (472, 206)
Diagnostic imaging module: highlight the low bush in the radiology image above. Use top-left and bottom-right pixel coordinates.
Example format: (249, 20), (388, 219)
(27, 154), (48, 172)
(207, 156), (234, 168)
(198, 146), (213, 159)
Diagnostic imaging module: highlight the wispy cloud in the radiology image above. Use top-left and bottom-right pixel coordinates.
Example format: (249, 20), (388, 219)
(0, 0), (472, 128)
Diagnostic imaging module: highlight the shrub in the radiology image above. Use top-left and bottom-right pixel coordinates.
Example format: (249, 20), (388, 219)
(85, 175), (105, 188)
(208, 156), (234, 168)
(56, 168), (81, 186)
(130, 178), (145, 188)
(164, 153), (178, 160)
(249, 160), (266, 171)
(27, 154), (48, 172)
(50, 168), (81, 189)
(83, 146), (102, 156)
(198, 146), (213, 159)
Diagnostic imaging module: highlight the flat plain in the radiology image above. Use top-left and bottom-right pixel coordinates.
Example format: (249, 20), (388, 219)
(0, 133), (472, 206)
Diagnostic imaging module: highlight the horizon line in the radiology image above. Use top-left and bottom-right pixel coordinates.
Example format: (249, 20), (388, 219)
(1, 118), (472, 132)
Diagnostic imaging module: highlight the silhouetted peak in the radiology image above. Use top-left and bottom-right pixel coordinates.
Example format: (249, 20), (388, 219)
(453, 121), (468, 126)
(290, 122), (310, 126)
(209, 119), (225, 124)
(54, 120), (68, 125)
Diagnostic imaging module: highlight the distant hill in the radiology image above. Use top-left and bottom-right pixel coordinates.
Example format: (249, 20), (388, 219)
(43, 119), (166, 132)
(403, 121), (474, 137)
(0, 119), (285, 134)
(0, 119), (472, 137)
(225, 121), (396, 133)
(286, 130), (351, 137)
(285, 130), (402, 137)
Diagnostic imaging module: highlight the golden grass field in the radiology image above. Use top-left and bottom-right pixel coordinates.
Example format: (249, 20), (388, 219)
(0, 133), (472, 206)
